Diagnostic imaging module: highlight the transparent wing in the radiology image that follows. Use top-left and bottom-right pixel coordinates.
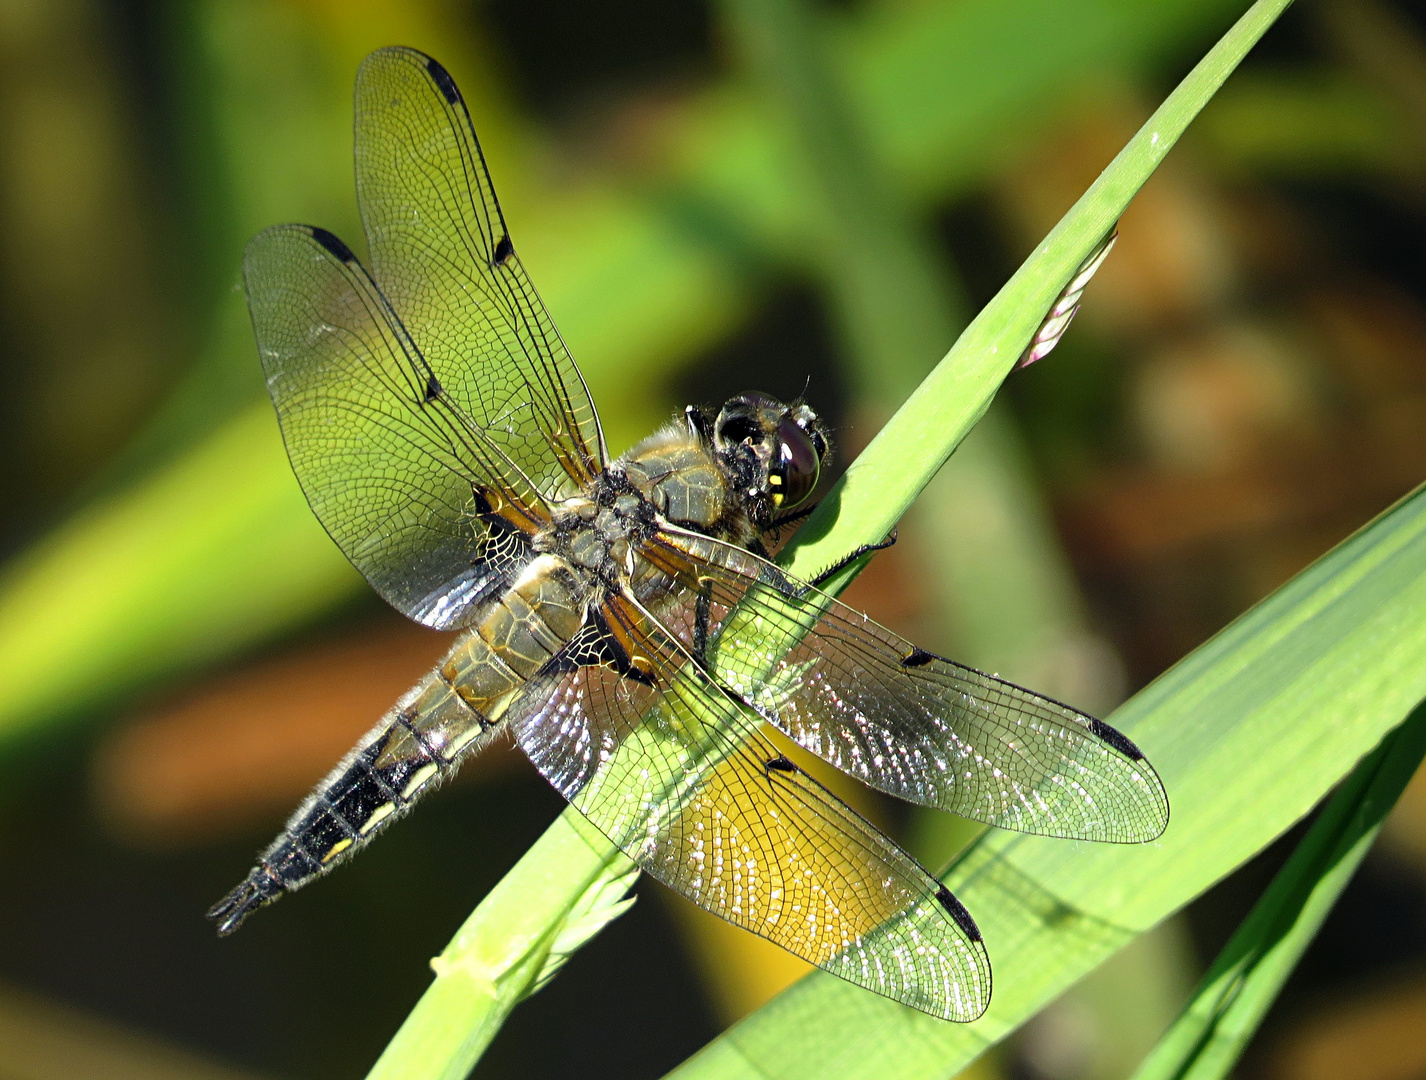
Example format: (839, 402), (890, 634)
(244, 223), (542, 628)
(642, 529), (1170, 843)
(511, 593), (991, 1022)
(354, 46), (605, 498)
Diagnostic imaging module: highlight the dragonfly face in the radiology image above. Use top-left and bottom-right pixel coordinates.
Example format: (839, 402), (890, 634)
(705, 391), (829, 515)
(211, 46), (1169, 1023)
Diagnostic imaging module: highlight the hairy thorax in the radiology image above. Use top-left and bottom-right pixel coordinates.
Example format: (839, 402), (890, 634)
(535, 425), (754, 619)
(619, 423), (758, 545)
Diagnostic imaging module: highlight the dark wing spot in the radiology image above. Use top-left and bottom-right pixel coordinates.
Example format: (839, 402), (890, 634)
(544, 612), (656, 687)
(492, 234), (514, 266)
(309, 226), (356, 264)
(901, 647), (935, 668)
(423, 374), (443, 403)
(765, 755), (797, 773)
(936, 885), (982, 942)
(425, 56), (462, 105)
(1089, 717), (1144, 761)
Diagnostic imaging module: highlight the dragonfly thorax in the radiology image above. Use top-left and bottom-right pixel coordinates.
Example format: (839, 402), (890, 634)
(540, 472), (658, 587)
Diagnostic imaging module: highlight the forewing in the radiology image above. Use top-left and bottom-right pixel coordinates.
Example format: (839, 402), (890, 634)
(244, 224), (541, 628)
(353, 46), (605, 498)
(510, 594), (991, 1022)
(645, 529), (1169, 844)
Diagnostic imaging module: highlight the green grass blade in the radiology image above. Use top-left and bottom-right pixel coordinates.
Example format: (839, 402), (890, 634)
(365, 814), (634, 1080)
(779, 0), (1296, 585)
(363, 4), (1291, 1075)
(1128, 703), (1426, 1080)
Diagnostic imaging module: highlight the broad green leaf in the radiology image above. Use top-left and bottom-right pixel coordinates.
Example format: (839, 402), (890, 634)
(363, 3), (1292, 1076)
(670, 423), (1426, 1078)
(1127, 702), (1426, 1080)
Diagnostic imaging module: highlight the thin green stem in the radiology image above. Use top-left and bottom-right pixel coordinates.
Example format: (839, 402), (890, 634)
(366, 813), (634, 1080)
(780, 0), (1296, 584)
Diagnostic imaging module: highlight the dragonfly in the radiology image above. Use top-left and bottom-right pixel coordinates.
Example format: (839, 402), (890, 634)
(210, 46), (1168, 1023)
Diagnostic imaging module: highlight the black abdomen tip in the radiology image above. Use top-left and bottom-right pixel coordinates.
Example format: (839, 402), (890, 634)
(207, 868), (282, 936)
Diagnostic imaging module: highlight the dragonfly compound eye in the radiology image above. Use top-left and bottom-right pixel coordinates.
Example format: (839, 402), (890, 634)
(770, 415), (820, 508)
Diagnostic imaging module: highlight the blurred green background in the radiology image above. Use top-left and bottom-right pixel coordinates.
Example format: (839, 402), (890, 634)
(3, 0), (1426, 1077)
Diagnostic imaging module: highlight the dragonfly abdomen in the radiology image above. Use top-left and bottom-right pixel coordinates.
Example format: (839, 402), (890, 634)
(206, 662), (495, 933)
(208, 555), (591, 934)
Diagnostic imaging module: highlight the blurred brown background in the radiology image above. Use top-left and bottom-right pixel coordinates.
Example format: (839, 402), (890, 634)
(2, 0), (1426, 1078)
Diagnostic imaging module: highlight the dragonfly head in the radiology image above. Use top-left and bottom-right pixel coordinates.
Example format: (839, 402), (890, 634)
(712, 392), (831, 512)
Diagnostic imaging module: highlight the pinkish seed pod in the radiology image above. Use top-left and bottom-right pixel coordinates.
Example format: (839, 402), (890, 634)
(1017, 229), (1118, 369)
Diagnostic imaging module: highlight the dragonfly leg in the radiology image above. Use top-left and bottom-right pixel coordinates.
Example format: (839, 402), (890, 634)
(692, 579), (713, 667)
(809, 529), (897, 588)
(772, 501), (818, 530)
